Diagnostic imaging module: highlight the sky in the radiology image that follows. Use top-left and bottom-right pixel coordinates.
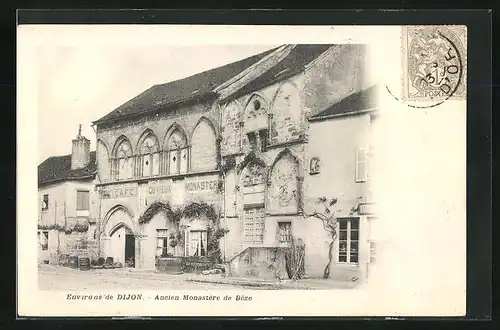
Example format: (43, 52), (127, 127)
(37, 44), (278, 164)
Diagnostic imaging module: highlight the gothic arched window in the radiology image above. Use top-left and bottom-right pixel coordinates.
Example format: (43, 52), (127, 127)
(113, 137), (133, 181)
(221, 101), (242, 156)
(97, 140), (110, 182)
(138, 131), (160, 177)
(190, 119), (217, 172)
(165, 129), (188, 175)
(270, 82), (302, 144)
(268, 153), (299, 214)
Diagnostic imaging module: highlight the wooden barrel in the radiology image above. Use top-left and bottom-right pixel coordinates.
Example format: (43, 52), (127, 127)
(78, 257), (90, 271)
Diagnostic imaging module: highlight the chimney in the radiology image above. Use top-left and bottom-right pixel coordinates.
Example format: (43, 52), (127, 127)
(71, 124), (91, 170)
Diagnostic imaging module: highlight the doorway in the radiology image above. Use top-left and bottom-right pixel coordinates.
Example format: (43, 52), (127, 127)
(125, 234), (135, 268)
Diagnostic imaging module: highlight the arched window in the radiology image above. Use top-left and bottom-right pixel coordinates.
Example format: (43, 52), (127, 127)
(268, 152), (300, 214)
(112, 137), (133, 181)
(138, 131), (160, 177)
(190, 118), (217, 172)
(270, 82), (302, 144)
(244, 94), (269, 152)
(221, 101), (242, 156)
(240, 161), (267, 243)
(165, 128), (188, 175)
(97, 140), (110, 182)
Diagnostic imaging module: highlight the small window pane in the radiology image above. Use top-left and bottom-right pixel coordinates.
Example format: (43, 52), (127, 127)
(339, 240), (347, 252)
(351, 230), (359, 241)
(351, 219), (359, 229)
(339, 220), (347, 230)
(339, 255), (347, 262)
(350, 241), (359, 252)
(350, 253), (359, 263)
(339, 230), (347, 240)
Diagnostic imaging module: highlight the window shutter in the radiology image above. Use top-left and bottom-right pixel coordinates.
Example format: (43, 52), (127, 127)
(180, 148), (188, 174)
(83, 191), (89, 210)
(152, 153), (160, 176)
(169, 151), (178, 175)
(355, 148), (368, 182)
(184, 230), (190, 256)
(127, 158), (134, 179)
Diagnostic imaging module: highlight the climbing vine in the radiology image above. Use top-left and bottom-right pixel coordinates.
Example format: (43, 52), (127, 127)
(140, 200), (229, 266)
(38, 222), (89, 235)
(182, 201), (228, 266)
(138, 201), (178, 224)
(182, 202), (218, 226)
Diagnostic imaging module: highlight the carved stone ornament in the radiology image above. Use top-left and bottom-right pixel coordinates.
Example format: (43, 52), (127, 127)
(309, 157), (321, 175)
(242, 163), (266, 187)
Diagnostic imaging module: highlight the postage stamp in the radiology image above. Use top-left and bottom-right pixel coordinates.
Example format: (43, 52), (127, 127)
(402, 25), (467, 105)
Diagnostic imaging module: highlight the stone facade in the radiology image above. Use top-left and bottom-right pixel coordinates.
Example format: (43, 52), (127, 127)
(94, 100), (222, 269)
(92, 44), (378, 280)
(219, 44), (377, 281)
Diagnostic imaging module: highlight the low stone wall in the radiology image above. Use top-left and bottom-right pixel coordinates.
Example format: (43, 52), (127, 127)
(229, 247), (288, 279)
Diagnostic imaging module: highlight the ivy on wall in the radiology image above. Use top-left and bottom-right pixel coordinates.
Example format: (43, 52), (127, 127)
(38, 223), (89, 235)
(140, 200), (229, 266)
(183, 202), (218, 226)
(138, 201), (183, 225)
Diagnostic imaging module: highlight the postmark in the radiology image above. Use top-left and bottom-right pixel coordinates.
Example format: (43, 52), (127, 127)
(401, 25), (467, 108)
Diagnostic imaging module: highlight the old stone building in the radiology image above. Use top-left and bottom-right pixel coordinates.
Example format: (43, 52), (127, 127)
(91, 49), (274, 270)
(216, 44), (377, 280)
(37, 126), (99, 264)
(91, 44), (378, 281)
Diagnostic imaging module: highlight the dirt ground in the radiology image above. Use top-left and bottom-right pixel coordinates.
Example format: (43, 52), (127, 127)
(38, 266), (246, 291)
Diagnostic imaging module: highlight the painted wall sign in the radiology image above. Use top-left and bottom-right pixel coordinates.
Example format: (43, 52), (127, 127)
(185, 179), (219, 192)
(100, 186), (137, 199)
(148, 185), (171, 195)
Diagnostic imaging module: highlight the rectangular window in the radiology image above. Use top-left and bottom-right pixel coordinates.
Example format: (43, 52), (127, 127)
(118, 158), (126, 180)
(189, 231), (207, 257)
(338, 218), (359, 264)
(142, 154), (151, 177)
(247, 132), (257, 152)
(259, 129), (268, 152)
(38, 231), (49, 250)
(355, 148), (368, 182)
(244, 207), (265, 242)
(76, 190), (90, 211)
(278, 222), (292, 242)
(169, 151), (179, 175)
(42, 194), (49, 210)
(156, 229), (168, 257)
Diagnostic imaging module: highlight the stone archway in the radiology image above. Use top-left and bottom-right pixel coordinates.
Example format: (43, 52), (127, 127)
(100, 205), (137, 267)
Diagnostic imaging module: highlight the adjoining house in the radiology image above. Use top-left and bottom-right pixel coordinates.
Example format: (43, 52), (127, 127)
(305, 85), (379, 281)
(37, 126), (99, 265)
(90, 44), (379, 281)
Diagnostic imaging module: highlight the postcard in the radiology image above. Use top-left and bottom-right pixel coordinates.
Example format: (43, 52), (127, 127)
(17, 24), (467, 317)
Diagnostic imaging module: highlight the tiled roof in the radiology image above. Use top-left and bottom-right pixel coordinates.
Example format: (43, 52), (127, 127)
(93, 47), (279, 124)
(38, 151), (96, 186)
(309, 85), (379, 121)
(232, 44), (334, 98)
